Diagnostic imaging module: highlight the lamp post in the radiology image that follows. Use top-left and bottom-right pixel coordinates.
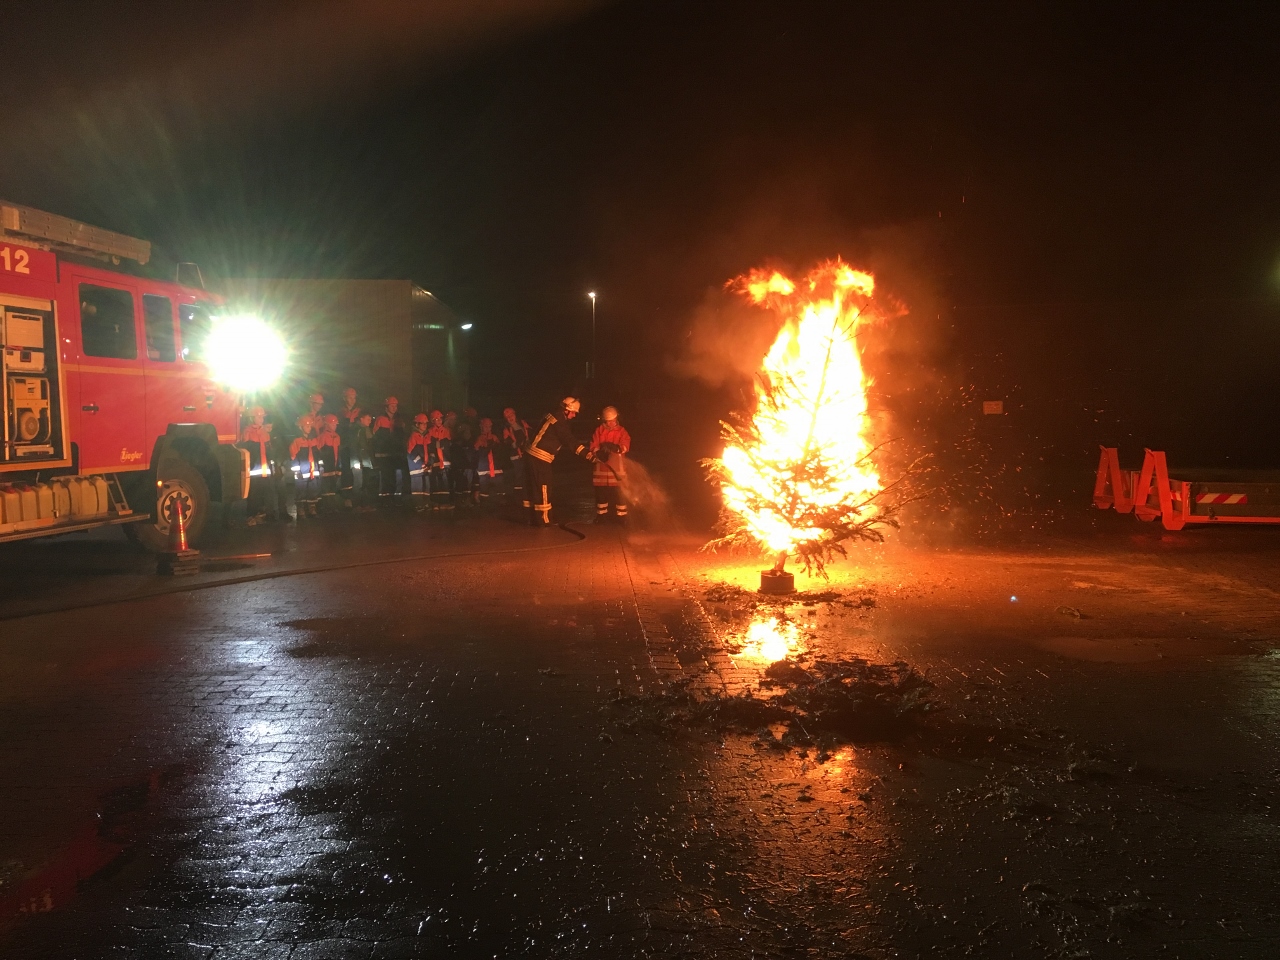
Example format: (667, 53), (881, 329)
(587, 291), (597, 379)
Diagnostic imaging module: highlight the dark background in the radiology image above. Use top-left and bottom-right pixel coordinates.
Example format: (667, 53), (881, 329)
(4, 0), (1278, 531)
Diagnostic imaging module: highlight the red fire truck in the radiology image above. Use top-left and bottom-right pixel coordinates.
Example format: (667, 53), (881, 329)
(0, 202), (248, 549)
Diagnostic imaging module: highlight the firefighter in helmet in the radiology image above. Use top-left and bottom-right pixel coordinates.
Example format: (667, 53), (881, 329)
(590, 405), (631, 524)
(425, 409), (454, 510)
(523, 396), (595, 526)
(407, 413), (431, 508)
(315, 413), (343, 511)
(238, 405), (276, 525)
(290, 414), (321, 519)
(372, 397), (409, 502)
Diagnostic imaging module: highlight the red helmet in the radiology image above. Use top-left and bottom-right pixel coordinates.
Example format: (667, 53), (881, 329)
(429, 409), (443, 422)
(385, 396), (399, 407)
(413, 413), (429, 424)
(322, 414), (338, 430)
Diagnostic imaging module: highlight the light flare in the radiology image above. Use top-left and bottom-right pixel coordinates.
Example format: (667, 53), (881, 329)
(204, 314), (288, 392)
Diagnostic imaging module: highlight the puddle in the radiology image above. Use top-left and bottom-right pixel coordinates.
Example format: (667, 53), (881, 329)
(0, 765), (183, 927)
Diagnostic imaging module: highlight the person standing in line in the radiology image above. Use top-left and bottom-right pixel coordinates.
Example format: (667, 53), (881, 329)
(290, 414), (321, 519)
(372, 397), (409, 503)
(350, 412), (377, 512)
(238, 405), (276, 525)
(473, 417), (504, 506)
(590, 405), (631, 524)
(314, 413), (343, 513)
(425, 410), (454, 511)
(501, 407), (530, 502)
(337, 387), (362, 506)
(407, 413), (431, 509)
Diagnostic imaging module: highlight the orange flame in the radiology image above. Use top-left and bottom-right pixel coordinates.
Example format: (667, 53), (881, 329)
(719, 258), (883, 555)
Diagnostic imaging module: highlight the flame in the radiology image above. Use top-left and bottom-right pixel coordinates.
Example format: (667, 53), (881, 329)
(718, 259), (883, 555)
(735, 616), (803, 663)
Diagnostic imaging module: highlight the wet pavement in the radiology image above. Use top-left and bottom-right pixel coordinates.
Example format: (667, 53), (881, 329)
(1, 493), (1279, 958)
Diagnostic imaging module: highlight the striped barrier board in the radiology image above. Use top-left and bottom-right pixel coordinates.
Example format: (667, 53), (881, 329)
(1094, 447), (1280, 531)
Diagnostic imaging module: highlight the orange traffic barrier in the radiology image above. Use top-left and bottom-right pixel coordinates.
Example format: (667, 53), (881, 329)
(1094, 447), (1280, 531)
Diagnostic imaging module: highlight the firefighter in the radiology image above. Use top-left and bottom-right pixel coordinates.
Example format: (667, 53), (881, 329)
(590, 405), (631, 524)
(473, 417), (504, 505)
(315, 413), (343, 511)
(425, 409), (454, 510)
(501, 407), (530, 500)
(289, 414), (321, 519)
(337, 387), (362, 505)
(407, 413), (431, 508)
(351, 412), (377, 512)
(523, 396), (595, 526)
(372, 397), (409, 502)
(453, 407), (478, 500)
(237, 405), (276, 525)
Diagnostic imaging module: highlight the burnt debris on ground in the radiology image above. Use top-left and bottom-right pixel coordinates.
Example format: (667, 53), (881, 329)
(702, 581), (874, 608)
(610, 655), (935, 747)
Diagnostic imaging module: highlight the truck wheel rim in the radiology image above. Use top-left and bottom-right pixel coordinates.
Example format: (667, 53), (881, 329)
(156, 480), (196, 535)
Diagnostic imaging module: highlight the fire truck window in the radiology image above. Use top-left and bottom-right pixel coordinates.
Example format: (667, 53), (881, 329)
(78, 284), (138, 360)
(179, 303), (210, 361)
(143, 294), (176, 362)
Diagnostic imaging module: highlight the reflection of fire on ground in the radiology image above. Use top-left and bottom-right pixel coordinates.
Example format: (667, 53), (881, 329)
(731, 615), (807, 663)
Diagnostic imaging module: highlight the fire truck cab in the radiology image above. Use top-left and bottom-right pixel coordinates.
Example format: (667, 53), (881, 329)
(0, 201), (247, 549)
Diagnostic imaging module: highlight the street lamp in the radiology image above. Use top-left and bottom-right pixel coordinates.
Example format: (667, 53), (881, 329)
(587, 291), (597, 379)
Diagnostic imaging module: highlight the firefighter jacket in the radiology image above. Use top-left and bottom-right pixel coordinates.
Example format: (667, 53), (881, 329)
(527, 413), (591, 464)
(289, 435), (319, 479)
(238, 424), (275, 478)
(474, 430), (504, 476)
(351, 424), (375, 470)
(425, 425), (452, 470)
(407, 431), (428, 471)
(314, 429), (341, 477)
(372, 412), (408, 458)
(503, 419), (530, 464)
(590, 422), (631, 486)
(337, 404), (362, 448)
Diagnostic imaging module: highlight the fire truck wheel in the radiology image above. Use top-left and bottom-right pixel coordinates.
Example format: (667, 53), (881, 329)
(127, 460), (211, 551)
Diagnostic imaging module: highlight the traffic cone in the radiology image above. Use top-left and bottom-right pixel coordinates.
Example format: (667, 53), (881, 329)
(157, 497), (200, 576)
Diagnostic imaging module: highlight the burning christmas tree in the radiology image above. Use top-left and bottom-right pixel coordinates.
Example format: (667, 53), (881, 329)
(704, 259), (912, 591)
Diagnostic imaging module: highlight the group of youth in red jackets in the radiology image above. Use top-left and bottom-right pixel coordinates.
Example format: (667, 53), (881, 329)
(238, 390), (630, 527)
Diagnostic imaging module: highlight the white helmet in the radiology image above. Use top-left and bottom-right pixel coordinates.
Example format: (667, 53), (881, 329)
(561, 396), (581, 413)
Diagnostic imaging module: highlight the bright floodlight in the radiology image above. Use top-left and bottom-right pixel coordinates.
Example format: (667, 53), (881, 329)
(460, 322), (473, 330)
(588, 291), (596, 299)
(205, 314), (288, 392)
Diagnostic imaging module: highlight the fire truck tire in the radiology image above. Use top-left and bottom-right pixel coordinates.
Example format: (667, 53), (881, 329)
(126, 460), (211, 551)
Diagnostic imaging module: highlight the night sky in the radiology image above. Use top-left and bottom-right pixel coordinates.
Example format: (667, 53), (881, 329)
(5, 1), (1280, 512)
